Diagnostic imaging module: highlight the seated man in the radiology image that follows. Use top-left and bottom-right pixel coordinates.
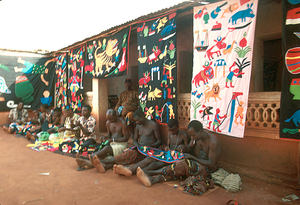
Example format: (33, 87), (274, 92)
(75, 105), (96, 151)
(136, 120), (221, 187)
(114, 119), (190, 176)
(115, 78), (139, 136)
(88, 109), (161, 173)
(2, 101), (28, 134)
(49, 106), (80, 141)
(75, 109), (129, 170)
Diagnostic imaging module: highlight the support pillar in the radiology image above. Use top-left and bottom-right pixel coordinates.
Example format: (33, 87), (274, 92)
(92, 78), (108, 133)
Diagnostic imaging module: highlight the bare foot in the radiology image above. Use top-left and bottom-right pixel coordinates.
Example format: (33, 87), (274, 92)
(114, 164), (132, 176)
(92, 155), (105, 173)
(136, 167), (152, 187)
(113, 164), (117, 174)
(75, 158), (94, 168)
(26, 132), (36, 140)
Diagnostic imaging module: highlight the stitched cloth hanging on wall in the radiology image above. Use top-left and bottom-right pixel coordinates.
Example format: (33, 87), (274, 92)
(191, 0), (258, 138)
(84, 27), (131, 79)
(68, 46), (85, 113)
(137, 12), (177, 123)
(55, 53), (68, 109)
(280, 0), (300, 140)
(0, 52), (55, 111)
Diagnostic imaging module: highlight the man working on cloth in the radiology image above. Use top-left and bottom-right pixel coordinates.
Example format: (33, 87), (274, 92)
(87, 109), (161, 173)
(113, 119), (190, 176)
(136, 120), (221, 187)
(75, 109), (129, 171)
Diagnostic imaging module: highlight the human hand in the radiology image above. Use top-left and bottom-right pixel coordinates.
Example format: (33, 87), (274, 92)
(164, 146), (170, 152)
(184, 153), (192, 159)
(176, 145), (185, 153)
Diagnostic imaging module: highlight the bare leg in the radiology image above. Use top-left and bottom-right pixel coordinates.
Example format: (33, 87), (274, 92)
(92, 145), (113, 159)
(144, 168), (164, 176)
(136, 167), (160, 187)
(99, 157), (116, 164)
(143, 161), (167, 172)
(75, 158), (94, 170)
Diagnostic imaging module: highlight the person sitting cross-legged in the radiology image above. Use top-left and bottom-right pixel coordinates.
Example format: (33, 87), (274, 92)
(113, 119), (190, 177)
(136, 120), (221, 187)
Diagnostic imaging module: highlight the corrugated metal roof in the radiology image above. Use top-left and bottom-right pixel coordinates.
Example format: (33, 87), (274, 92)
(52, 0), (208, 55)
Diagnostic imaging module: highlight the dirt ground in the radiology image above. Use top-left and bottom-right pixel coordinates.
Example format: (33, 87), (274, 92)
(0, 129), (299, 205)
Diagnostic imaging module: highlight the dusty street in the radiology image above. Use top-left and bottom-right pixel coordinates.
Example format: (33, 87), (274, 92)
(0, 129), (299, 205)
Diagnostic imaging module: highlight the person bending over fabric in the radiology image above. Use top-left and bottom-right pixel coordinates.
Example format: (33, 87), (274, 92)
(75, 109), (129, 170)
(114, 119), (190, 176)
(2, 102), (29, 134)
(49, 106), (80, 141)
(115, 78), (139, 136)
(136, 120), (221, 187)
(26, 104), (50, 140)
(87, 109), (161, 173)
(75, 105), (96, 150)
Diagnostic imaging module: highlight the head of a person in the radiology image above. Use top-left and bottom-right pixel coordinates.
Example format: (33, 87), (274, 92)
(63, 105), (73, 117)
(52, 107), (62, 121)
(167, 119), (179, 135)
(40, 104), (49, 113)
(187, 120), (204, 141)
(133, 109), (146, 125)
(82, 105), (92, 118)
(124, 78), (132, 91)
(106, 109), (117, 123)
(17, 102), (24, 110)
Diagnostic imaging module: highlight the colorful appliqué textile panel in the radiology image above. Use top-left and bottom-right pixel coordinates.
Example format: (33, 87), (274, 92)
(137, 12), (177, 123)
(55, 53), (68, 110)
(191, 0), (258, 138)
(280, 0), (300, 140)
(0, 52), (55, 111)
(84, 27), (131, 79)
(68, 46), (85, 113)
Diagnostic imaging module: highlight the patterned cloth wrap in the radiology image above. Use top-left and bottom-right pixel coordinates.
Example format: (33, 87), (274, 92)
(114, 146), (146, 165)
(137, 146), (185, 163)
(157, 159), (216, 195)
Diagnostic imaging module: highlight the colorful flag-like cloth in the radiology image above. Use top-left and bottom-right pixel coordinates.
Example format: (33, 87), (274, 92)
(0, 52), (55, 111)
(55, 53), (68, 110)
(191, 0), (258, 138)
(84, 27), (131, 79)
(280, 0), (300, 140)
(137, 12), (177, 123)
(68, 46), (85, 113)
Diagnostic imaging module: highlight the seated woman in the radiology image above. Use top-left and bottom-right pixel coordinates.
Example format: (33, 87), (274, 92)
(2, 102), (28, 134)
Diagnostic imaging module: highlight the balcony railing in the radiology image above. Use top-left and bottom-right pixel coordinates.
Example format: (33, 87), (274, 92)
(177, 92), (281, 139)
(85, 91), (281, 139)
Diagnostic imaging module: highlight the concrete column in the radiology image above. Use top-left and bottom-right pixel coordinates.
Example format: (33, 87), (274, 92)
(92, 78), (108, 133)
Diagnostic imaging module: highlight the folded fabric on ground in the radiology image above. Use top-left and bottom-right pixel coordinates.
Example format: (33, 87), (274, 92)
(137, 146), (184, 163)
(211, 168), (242, 192)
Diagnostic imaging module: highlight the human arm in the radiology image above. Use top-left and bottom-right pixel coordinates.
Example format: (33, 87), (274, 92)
(165, 132), (171, 151)
(149, 123), (161, 148)
(183, 138), (196, 153)
(184, 141), (219, 168)
(133, 126), (139, 147)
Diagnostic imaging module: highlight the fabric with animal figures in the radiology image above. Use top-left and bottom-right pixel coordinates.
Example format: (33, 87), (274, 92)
(55, 53), (68, 110)
(137, 146), (184, 163)
(68, 46), (85, 113)
(280, 1), (300, 140)
(0, 52), (55, 111)
(192, 0), (258, 138)
(84, 27), (131, 79)
(137, 12), (177, 124)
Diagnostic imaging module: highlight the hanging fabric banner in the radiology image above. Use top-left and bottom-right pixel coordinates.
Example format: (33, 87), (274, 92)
(0, 51), (55, 111)
(68, 46), (85, 113)
(280, 0), (300, 140)
(55, 53), (68, 109)
(84, 27), (131, 79)
(137, 12), (177, 123)
(191, 0), (258, 138)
